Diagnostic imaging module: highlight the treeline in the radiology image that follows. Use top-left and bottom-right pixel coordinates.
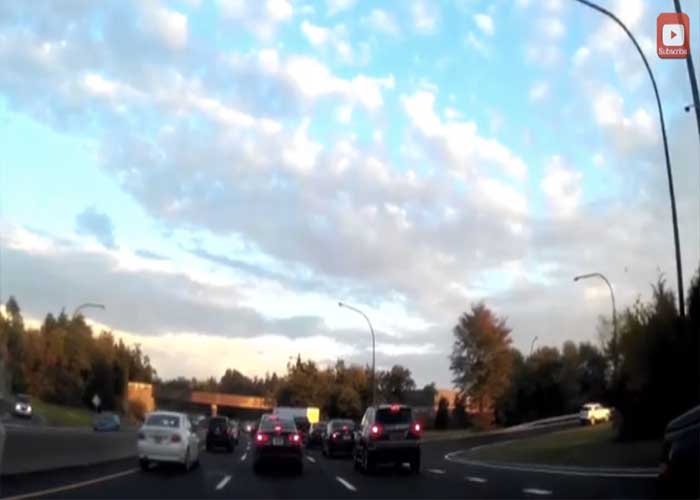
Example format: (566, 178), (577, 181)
(159, 357), (428, 422)
(450, 266), (700, 439)
(0, 298), (156, 412)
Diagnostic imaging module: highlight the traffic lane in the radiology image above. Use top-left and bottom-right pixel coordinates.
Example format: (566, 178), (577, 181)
(424, 436), (657, 499)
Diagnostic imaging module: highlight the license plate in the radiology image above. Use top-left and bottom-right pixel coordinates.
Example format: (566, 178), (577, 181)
(343, 435), (351, 441)
(390, 432), (404, 441)
(272, 437), (284, 446)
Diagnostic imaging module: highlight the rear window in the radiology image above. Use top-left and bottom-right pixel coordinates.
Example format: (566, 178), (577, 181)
(209, 417), (228, 430)
(330, 420), (354, 430)
(146, 414), (180, 428)
(376, 408), (412, 425)
(294, 417), (310, 429)
(260, 418), (296, 432)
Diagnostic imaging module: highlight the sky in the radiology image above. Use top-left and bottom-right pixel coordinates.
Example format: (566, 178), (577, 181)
(0, 0), (698, 388)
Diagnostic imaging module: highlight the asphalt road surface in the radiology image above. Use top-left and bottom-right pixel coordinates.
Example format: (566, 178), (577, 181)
(1, 428), (657, 499)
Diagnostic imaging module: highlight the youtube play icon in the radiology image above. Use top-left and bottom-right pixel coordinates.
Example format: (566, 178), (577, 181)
(657, 12), (690, 59)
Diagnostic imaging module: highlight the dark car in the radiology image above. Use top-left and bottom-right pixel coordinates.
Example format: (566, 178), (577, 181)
(308, 421), (327, 447)
(11, 394), (32, 419)
(93, 412), (121, 432)
(322, 419), (355, 458)
(253, 417), (303, 475)
(658, 403), (700, 499)
(206, 416), (236, 452)
(353, 404), (421, 474)
(293, 416), (311, 443)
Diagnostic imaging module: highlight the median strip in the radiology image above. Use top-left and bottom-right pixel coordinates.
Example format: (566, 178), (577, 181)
(215, 475), (231, 490)
(335, 476), (357, 492)
(4, 468), (138, 500)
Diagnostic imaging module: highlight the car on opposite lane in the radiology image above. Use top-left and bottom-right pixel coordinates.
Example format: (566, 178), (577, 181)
(93, 412), (121, 432)
(138, 411), (200, 472)
(578, 403), (611, 425)
(354, 404), (421, 474)
(253, 417), (304, 475)
(206, 416), (236, 452)
(322, 419), (355, 458)
(11, 394), (33, 419)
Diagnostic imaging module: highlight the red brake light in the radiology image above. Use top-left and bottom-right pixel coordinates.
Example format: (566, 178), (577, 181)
(342, 425), (348, 431)
(390, 404), (400, 412)
(171, 433), (182, 443)
(291, 433), (301, 444)
(255, 432), (269, 444)
(332, 432), (339, 439)
(413, 422), (421, 433)
(370, 424), (382, 438)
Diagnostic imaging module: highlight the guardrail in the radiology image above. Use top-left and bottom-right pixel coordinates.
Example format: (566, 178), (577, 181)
(1, 424), (137, 476)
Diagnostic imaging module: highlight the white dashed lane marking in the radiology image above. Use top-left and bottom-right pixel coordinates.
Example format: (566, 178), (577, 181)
(465, 476), (487, 483)
(523, 488), (552, 495)
(240, 453), (248, 461)
(306, 456), (316, 463)
(335, 476), (357, 492)
(428, 468), (446, 474)
(215, 475), (231, 490)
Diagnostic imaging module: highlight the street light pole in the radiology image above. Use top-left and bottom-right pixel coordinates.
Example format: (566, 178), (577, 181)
(72, 303), (106, 319)
(572, 0), (685, 321)
(574, 273), (618, 374)
(338, 301), (376, 406)
(674, 0), (700, 144)
(530, 336), (539, 356)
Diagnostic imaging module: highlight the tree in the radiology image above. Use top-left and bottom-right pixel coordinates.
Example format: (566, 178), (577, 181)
(449, 303), (514, 412)
(378, 364), (416, 403)
(435, 397), (449, 430)
(452, 393), (468, 428)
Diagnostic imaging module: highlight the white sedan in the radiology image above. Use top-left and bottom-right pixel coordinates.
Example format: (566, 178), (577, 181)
(137, 411), (200, 471)
(578, 403), (612, 425)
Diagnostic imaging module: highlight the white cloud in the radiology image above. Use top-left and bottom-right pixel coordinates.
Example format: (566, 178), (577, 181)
(477, 177), (528, 216)
(300, 21), (355, 62)
(411, 0), (440, 34)
(593, 153), (605, 168)
(529, 81), (549, 101)
(282, 118), (323, 173)
(473, 14), (494, 36)
(335, 104), (353, 124)
(573, 46), (591, 67)
(326, 0), (355, 16)
(301, 20), (330, 45)
(465, 31), (489, 57)
(265, 0), (293, 21)
(516, 0), (531, 7)
(218, 0), (293, 38)
(540, 156), (583, 217)
(142, 4), (188, 50)
(541, 18), (565, 39)
(365, 9), (399, 36)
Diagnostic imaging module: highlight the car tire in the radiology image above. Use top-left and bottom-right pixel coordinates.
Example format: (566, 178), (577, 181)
(363, 450), (375, 474)
(183, 448), (191, 472)
(139, 458), (149, 472)
(296, 461), (304, 475)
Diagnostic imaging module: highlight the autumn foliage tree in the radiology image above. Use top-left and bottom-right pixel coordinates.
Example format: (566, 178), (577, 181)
(450, 303), (514, 413)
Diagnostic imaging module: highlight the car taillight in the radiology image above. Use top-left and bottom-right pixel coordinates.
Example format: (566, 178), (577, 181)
(171, 434), (182, 443)
(332, 432), (339, 440)
(274, 425), (281, 433)
(370, 424), (382, 439)
(138, 432), (146, 440)
(291, 433), (301, 445)
(255, 432), (269, 445)
(413, 422), (421, 433)
(409, 422), (422, 438)
(390, 404), (400, 412)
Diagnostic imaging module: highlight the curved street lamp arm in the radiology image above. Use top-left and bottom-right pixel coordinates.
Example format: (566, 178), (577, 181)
(338, 301), (377, 405)
(72, 303), (106, 319)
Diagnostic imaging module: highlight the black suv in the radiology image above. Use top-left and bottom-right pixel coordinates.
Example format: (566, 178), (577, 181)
(206, 416), (236, 452)
(658, 403), (700, 499)
(353, 404), (421, 474)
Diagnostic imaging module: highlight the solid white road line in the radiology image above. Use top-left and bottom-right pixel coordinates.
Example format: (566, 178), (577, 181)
(4, 468), (139, 500)
(335, 476), (357, 492)
(427, 468), (446, 474)
(216, 475), (232, 490)
(307, 456), (316, 463)
(465, 476), (487, 483)
(240, 453), (248, 461)
(523, 488), (552, 495)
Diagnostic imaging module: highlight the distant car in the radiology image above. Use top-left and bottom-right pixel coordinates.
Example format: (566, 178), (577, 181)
(244, 421), (254, 433)
(11, 394), (32, 419)
(293, 416), (311, 443)
(578, 403), (611, 425)
(93, 413), (121, 432)
(253, 417), (303, 475)
(206, 416), (236, 452)
(229, 419), (240, 445)
(322, 419), (355, 458)
(354, 404), (421, 474)
(658, 404), (700, 499)
(308, 421), (327, 447)
(137, 411), (200, 472)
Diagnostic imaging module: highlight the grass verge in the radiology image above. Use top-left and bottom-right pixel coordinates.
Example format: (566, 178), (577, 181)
(423, 428), (476, 441)
(31, 399), (95, 427)
(465, 422), (661, 468)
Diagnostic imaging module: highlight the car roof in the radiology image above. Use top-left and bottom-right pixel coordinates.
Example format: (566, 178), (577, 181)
(146, 411), (186, 418)
(375, 404), (410, 410)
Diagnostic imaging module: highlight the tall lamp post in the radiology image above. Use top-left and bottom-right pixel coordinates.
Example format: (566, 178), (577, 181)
(72, 303), (106, 319)
(574, 273), (618, 374)
(530, 336), (539, 356)
(572, 0), (685, 321)
(338, 301), (377, 406)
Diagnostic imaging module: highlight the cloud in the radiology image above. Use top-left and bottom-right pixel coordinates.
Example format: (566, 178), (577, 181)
(135, 249), (169, 261)
(140, 3), (188, 50)
(529, 81), (550, 101)
(364, 9), (399, 36)
(540, 156), (583, 218)
(465, 32), (489, 57)
(300, 21), (354, 62)
(540, 18), (565, 40)
(411, 0), (440, 34)
(473, 14), (494, 36)
(592, 153), (605, 168)
(326, 0), (355, 16)
(75, 206), (117, 249)
(217, 0), (293, 39)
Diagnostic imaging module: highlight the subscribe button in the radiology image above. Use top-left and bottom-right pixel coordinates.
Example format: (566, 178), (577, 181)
(657, 12), (690, 59)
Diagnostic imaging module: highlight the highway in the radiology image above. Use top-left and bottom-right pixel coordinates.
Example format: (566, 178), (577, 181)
(1, 426), (658, 499)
